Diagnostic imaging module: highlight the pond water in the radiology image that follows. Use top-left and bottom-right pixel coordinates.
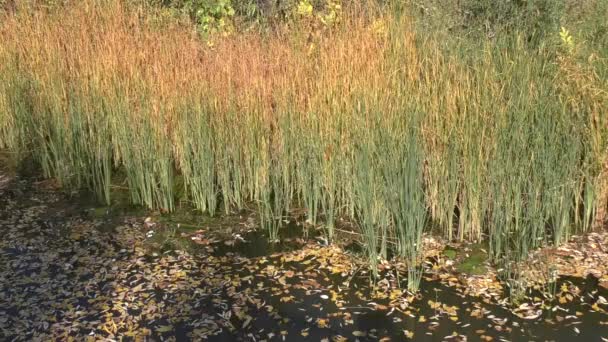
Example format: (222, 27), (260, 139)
(194, 230), (608, 341)
(1, 174), (608, 341)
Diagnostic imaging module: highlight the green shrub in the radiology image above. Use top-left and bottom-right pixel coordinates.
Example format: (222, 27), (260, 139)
(408, 0), (565, 46)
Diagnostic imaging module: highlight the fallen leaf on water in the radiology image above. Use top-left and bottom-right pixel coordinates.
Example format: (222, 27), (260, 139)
(156, 325), (173, 333)
(242, 316), (252, 328)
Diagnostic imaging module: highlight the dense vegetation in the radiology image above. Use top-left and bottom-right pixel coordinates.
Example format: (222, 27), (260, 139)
(0, 0), (606, 290)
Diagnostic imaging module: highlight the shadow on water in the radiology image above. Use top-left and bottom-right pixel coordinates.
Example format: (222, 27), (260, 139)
(211, 221), (315, 258)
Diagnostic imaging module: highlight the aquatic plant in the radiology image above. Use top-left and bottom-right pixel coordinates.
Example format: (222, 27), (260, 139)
(0, 0), (605, 288)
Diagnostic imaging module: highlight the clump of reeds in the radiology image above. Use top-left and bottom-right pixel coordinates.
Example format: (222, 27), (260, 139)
(0, 0), (606, 289)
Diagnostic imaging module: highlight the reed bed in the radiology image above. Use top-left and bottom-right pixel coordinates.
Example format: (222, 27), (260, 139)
(0, 0), (606, 288)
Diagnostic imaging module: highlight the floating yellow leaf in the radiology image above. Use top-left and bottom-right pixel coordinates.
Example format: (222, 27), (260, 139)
(280, 295), (295, 302)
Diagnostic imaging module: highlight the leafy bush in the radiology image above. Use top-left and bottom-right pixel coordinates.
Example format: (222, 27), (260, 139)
(410, 0), (565, 45)
(147, 0), (347, 33)
(169, 0), (236, 33)
(466, 0), (564, 40)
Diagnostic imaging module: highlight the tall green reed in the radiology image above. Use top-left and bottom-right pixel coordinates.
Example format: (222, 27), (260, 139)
(0, 0), (606, 292)
(378, 113), (427, 291)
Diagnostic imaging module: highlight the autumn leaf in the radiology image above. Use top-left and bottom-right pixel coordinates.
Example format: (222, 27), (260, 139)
(156, 325), (173, 333)
(317, 318), (329, 328)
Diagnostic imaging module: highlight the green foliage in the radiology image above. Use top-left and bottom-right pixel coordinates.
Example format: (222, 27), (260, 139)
(559, 26), (575, 54)
(178, 0), (236, 33)
(145, 0), (346, 33)
(296, 0), (313, 17)
(463, 0), (563, 32)
(136, 0), (237, 34)
(409, 0), (565, 46)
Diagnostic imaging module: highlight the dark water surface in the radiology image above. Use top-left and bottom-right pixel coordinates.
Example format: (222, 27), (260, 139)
(1, 175), (608, 341)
